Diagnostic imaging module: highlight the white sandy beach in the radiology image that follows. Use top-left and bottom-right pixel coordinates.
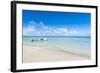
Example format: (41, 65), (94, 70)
(22, 43), (90, 63)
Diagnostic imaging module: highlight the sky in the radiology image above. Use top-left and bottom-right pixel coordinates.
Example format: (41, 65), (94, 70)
(22, 10), (91, 36)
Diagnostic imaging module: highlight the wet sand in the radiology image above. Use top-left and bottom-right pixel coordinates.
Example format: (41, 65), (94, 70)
(22, 43), (90, 63)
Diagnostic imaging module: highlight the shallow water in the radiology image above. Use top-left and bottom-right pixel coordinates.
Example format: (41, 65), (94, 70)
(23, 36), (91, 57)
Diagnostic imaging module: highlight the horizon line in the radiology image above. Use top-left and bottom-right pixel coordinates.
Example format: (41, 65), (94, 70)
(22, 36), (91, 37)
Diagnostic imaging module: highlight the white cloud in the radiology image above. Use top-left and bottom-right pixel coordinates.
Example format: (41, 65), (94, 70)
(69, 30), (79, 35)
(23, 21), (80, 36)
(27, 25), (35, 32)
(23, 24), (35, 36)
(58, 28), (68, 33)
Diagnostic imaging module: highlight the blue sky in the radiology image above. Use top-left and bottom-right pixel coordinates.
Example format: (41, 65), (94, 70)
(22, 10), (91, 36)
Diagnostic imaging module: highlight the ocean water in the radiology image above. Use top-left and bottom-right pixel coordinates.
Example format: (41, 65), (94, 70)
(23, 36), (91, 56)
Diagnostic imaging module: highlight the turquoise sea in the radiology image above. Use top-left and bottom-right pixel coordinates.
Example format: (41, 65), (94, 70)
(23, 36), (91, 57)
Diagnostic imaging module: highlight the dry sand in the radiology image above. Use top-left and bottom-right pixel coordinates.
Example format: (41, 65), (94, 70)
(23, 44), (90, 63)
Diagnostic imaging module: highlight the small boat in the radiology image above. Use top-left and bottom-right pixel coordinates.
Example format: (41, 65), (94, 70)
(31, 38), (47, 42)
(40, 38), (47, 41)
